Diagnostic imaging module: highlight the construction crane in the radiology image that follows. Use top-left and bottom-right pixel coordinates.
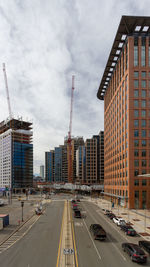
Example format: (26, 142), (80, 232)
(3, 63), (13, 120)
(68, 75), (75, 183)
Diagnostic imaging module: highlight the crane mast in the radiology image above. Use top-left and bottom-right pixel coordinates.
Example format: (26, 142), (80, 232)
(3, 63), (12, 120)
(68, 75), (75, 183)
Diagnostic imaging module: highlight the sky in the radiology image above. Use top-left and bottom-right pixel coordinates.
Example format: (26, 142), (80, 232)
(0, 0), (150, 174)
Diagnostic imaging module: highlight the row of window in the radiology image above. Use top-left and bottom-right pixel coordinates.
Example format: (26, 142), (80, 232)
(134, 99), (149, 107)
(134, 140), (148, 146)
(134, 129), (148, 137)
(134, 119), (148, 127)
(134, 179), (147, 186)
(134, 79), (150, 88)
(134, 71), (150, 78)
(134, 110), (147, 117)
(134, 159), (148, 167)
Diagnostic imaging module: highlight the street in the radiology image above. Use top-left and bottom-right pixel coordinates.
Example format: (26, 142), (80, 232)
(0, 194), (150, 267)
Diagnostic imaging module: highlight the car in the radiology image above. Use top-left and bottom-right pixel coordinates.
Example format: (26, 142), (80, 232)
(139, 241), (150, 254)
(72, 204), (78, 210)
(76, 199), (80, 202)
(104, 209), (110, 215)
(120, 225), (136, 236)
(74, 210), (81, 218)
(107, 213), (116, 220)
(71, 199), (76, 203)
(113, 217), (126, 226)
(90, 224), (106, 240)
(122, 243), (147, 263)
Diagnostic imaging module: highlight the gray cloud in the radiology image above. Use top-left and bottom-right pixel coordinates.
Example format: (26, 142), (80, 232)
(0, 0), (149, 173)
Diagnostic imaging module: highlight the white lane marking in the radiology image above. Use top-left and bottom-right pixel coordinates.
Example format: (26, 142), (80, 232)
(83, 218), (101, 261)
(82, 203), (127, 261)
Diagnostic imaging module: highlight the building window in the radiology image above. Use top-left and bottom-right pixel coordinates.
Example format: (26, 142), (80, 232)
(134, 150), (139, 157)
(142, 169), (146, 175)
(141, 37), (146, 67)
(134, 110), (139, 117)
(142, 160), (147, 166)
(142, 150), (146, 157)
(134, 140), (139, 147)
(134, 130), (139, 137)
(141, 71), (146, 78)
(142, 180), (147, 186)
(141, 130), (146, 137)
(134, 169), (139, 176)
(134, 37), (138, 67)
(134, 71), (139, 78)
(134, 120), (139, 127)
(134, 100), (139, 107)
(141, 120), (146, 127)
(141, 100), (146, 108)
(141, 110), (146, 117)
(134, 160), (139, 167)
(142, 140), (146, 147)
(134, 80), (139, 88)
(134, 90), (139, 97)
(141, 90), (146, 97)
(134, 180), (139, 186)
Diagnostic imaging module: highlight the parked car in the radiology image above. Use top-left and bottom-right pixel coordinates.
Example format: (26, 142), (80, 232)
(122, 243), (147, 263)
(107, 213), (116, 220)
(104, 210), (110, 215)
(113, 217), (126, 226)
(139, 240), (150, 254)
(74, 210), (81, 218)
(72, 204), (78, 210)
(71, 200), (76, 203)
(120, 225), (136, 236)
(90, 224), (106, 240)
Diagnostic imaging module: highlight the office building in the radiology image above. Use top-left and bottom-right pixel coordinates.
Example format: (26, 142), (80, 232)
(71, 137), (84, 183)
(40, 165), (44, 180)
(45, 150), (54, 182)
(0, 118), (33, 189)
(97, 16), (150, 208)
(54, 146), (62, 182)
(85, 135), (99, 184)
(76, 146), (86, 184)
(99, 131), (104, 184)
(61, 144), (68, 183)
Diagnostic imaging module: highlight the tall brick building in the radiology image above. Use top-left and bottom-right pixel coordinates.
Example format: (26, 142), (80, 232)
(97, 16), (150, 209)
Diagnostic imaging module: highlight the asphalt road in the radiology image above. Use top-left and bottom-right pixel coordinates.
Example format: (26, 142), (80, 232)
(0, 200), (64, 267)
(0, 194), (150, 267)
(73, 200), (150, 267)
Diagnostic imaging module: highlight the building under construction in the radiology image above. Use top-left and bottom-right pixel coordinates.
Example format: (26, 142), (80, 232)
(0, 118), (33, 190)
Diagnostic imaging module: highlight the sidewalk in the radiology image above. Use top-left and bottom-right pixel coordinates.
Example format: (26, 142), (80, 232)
(0, 194), (45, 244)
(88, 197), (150, 241)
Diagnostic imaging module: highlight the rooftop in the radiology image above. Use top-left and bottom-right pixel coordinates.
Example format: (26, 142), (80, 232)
(0, 118), (32, 134)
(97, 15), (150, 100)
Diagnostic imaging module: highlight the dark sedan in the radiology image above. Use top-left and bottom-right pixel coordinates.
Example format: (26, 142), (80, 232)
(122, 243), (147, 263)
(120, 225), (137, 236)
(139, 240), (150, 254)
(90, 224), (106, 240)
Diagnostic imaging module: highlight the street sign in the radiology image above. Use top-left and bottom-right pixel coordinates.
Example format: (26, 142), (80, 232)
(63, 248), (74, 255)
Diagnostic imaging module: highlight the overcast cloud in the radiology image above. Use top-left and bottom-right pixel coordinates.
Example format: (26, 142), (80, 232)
(0, 0), (149, 174)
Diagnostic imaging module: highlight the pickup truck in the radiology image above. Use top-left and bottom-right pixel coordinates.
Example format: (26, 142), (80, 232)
(90, 224), (106, 240)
